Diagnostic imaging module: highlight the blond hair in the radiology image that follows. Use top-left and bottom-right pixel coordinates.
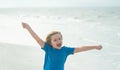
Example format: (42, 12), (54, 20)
(46, 31), (62, 45)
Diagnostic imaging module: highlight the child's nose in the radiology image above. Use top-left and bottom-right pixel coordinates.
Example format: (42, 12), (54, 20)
(57, 40), (61, 43)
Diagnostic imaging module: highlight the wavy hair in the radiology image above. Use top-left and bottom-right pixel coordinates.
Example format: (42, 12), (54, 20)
(46, 31), (62, 45)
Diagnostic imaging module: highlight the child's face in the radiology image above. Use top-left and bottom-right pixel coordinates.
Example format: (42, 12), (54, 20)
(51, 34), (63, 49)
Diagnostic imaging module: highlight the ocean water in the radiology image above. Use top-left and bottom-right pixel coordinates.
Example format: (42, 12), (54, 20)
(0, 7), (120, 70)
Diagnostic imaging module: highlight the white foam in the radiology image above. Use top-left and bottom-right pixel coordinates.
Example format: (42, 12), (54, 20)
(117, 32), (120, 37)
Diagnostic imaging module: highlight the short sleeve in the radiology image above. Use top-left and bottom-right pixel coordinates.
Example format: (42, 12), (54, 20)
(63, 46), (75, 55)
(42, 42), (51, 52)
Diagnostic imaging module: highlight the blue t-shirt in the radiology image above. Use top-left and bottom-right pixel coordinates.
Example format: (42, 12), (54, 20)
(42, 43), (75, 70)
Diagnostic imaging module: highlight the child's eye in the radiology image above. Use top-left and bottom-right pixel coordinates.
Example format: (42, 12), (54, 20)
(54, 39), (57, 42)
(59, 38), (60, 40)
(59, 38), (61, 40)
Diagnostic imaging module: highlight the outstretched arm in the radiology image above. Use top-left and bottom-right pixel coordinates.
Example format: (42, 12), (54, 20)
(74, 45), (102, 53)
(22, 22), (44, 48)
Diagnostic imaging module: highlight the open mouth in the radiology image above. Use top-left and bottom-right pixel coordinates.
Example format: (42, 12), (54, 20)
(56, 43), (62, 47)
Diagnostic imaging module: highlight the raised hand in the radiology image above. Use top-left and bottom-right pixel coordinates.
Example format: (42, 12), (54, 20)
(22, 22), (30, 29)
(96, 45), (102, 50)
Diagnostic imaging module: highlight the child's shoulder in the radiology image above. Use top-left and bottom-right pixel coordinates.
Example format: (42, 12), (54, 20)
(62, 46), (74, 49)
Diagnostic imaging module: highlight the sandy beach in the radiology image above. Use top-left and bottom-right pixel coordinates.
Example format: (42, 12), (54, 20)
(0, 42), (115, 70)
(0, 42), (44, 70)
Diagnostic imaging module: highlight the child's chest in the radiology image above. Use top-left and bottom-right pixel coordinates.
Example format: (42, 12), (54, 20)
(47, 49), (67, 63)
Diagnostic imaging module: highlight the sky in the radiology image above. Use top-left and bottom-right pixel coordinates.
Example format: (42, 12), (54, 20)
(0, 0), (120, 7)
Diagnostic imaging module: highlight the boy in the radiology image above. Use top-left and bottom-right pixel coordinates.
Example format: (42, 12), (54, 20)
(22, 22), (102, 70)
